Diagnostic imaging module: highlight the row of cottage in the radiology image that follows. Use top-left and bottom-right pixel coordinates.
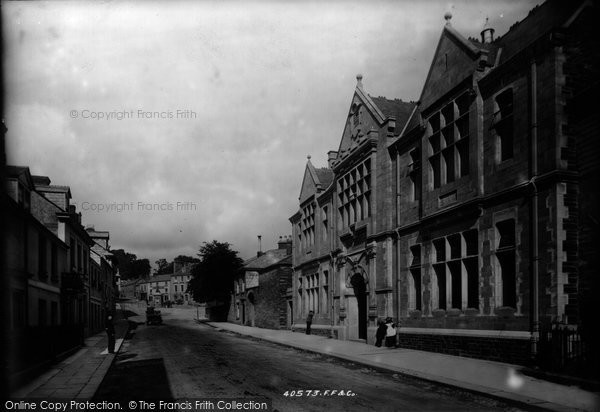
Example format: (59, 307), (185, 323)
(3, 165), (118, 376)
(120, 260), (195, 306)
(229, 0), (599, 367)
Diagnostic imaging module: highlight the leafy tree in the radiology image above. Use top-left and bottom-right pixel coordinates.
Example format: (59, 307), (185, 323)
(111, 249), (150, 279)
(188, 241), (243, 306)
(174, 255), (200, 265)
(131, 258), (151, 278)
(155, 258), (173, 275)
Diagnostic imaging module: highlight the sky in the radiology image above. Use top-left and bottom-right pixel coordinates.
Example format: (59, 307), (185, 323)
(3, 0), (540, 268)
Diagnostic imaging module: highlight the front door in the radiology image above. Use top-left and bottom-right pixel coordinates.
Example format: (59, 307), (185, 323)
(351, 274), (368, 340)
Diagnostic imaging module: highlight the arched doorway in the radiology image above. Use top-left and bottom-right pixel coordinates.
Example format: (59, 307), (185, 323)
(350, 273), (367, 340)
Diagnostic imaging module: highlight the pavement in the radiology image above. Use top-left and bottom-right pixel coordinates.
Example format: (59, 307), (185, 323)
(205, 321), (600, 412)
(11, 313), (129, 399)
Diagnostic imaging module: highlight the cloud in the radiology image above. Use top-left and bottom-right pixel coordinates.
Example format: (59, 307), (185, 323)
(3, 0), (540, 264)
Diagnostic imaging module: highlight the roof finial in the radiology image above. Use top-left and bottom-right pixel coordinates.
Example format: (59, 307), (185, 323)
(444, 11), (452, 25)
(307, 154), (311, 160)
(356, 73), (363, 88)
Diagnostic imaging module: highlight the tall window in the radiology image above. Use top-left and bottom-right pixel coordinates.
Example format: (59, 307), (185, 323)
(70, 237), (75, 270)
(428, 92), (470, 189)
(77, 243), (82, 273)
(496, 219), (516, 308)
(338, 158), (371, 228)
(50, 243), (58, 282)
(12, 291), (25, 329)
(408, 149), (421, 202)
(322, 206), (328, 242)
(430, 229), (480, 311)
(38, 233), (47, 279)
(409, 245), (422, 311)
(38, 299), (47, 326)
(301, 203), (315, 250)
(305, 274), (319, 313)
(322, 271), (329, 314)
(463, 230), (479, 309)
(432, 238), (447, 310)
(493, 89), (514, 161)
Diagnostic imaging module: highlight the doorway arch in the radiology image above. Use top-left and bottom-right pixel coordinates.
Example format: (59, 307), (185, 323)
(350, 273), (368, 340)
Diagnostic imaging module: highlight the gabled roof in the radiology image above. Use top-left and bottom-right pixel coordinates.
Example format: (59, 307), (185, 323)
(418, 23), (484, 111)
(6, 165), (34, 188)
(298, 158), (333, 204)
(244, 248), (291, 271)
(370, 96), (417, 137)
(336, 78), (416, 156)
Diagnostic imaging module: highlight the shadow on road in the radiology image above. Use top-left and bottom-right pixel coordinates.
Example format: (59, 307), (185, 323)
(93, 358), (174, 402)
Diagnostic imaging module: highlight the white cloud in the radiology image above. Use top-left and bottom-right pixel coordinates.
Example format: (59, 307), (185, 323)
(3, 0), (539, 264)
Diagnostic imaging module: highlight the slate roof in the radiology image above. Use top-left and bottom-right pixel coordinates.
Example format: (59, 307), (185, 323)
(148, 274), (171, 283)
(315, 167), (334, 189)
(244, 249), (291, 271)
(7, 165), (31, 178)
(370, 97), (417, 136)
(493, 0), (583, 66)
(463, 0), (584, 69)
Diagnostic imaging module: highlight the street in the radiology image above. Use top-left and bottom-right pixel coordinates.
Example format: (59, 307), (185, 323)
(94, 306), (528, 412)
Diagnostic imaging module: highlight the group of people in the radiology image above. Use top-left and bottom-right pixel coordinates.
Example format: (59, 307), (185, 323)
(376, 317), (399, 348)
(305, 311), (400, 348)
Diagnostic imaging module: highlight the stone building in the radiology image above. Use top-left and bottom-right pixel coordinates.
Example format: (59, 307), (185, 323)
(31, 175), (95, 337)
(170, 259), (194, 304)
(290, 84), (417, 339)
(229, 237), (292, 329)
(290, 0), (599, 366)
(86, 226), (117, 334)
(144, 274), (171, 306)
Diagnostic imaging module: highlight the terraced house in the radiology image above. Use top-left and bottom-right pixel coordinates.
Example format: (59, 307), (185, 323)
(290, 0), (599, 368)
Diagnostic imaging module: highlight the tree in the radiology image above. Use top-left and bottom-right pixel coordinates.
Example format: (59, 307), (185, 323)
(131, 259), (151, 278)
(173, 255), (200, 265)
(155, 258), (173, 275)
(111, 249), (151, 279)
(188, 241), (243, 306)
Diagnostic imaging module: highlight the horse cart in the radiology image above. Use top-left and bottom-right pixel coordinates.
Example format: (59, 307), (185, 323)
(145, 307), (163, 325)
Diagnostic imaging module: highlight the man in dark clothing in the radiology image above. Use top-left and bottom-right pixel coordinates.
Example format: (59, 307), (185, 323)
(105, 313), (116, 354)
(306, 310), (314, 335)
(375, 320), (387, 347)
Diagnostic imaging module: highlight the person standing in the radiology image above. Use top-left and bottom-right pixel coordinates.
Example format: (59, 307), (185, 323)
(306, 310), (314, 335)
(375, 319), (387, 347)
(385, 317), (397, 348)
(105, 313), (116, 354)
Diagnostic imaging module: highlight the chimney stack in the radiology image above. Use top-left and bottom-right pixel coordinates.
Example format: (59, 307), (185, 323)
(257, 235), (263, 257)
(327, 151), (338, 168)
(278, 235), (293, 256)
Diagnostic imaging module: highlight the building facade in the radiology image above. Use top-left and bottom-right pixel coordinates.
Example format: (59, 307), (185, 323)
(170, 260), (194, 304)
(229, 237), (292, 329)
(290, 0), (599, 366)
